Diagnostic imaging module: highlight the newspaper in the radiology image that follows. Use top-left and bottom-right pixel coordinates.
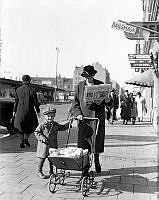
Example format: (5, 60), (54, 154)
(85, 84), (111, 105)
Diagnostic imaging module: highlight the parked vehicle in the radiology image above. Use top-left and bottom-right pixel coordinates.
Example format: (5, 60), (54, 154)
(37, 92), (47, 104)
(0, 97), (16, 134)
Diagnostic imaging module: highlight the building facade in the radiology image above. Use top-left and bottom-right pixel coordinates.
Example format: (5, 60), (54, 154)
(31, 75), (73, 92)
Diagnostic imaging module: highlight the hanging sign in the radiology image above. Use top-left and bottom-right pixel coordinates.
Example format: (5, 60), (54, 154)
(111, 21), (137, 34)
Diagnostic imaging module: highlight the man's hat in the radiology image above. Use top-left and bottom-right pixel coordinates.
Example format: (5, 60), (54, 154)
(43, 107), (56, 115)
(81, 65), (97, 77)
(22, 75), (31, 83)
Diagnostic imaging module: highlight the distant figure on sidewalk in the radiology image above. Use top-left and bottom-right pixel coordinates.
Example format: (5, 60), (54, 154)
(34, 107), (70, 179)
(13, 75), (40, 148)
(106, 89), (115, 124)
(135, 92), (147, 122)
(120, 90), (132, 125)
(111, 89), (119, 122)
(131, 96), (137, 125)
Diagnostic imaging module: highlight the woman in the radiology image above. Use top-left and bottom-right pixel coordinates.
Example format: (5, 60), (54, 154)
(120, 90), (132, 125)
(72, 65), (107, 173)
(13, 75), (40, 148)
(135, 92), (147, 122)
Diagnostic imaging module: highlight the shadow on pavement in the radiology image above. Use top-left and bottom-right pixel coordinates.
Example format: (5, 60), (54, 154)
(96, 166), (159, 196)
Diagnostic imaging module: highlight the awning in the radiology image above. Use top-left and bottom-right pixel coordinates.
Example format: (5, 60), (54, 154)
(125, 69), (154, 87)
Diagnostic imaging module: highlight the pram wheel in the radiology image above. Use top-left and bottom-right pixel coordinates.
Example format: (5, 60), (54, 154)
(49, 173), (57, 193)
(81, 176), (90, 196)
(89, 171), (94, 187)
(57, 171), (65, 185)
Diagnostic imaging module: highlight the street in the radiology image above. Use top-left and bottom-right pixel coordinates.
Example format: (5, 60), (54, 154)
(0, 103), (158, 199)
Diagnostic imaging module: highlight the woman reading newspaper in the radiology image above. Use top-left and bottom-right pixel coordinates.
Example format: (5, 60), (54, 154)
(72, 65), (110, 173)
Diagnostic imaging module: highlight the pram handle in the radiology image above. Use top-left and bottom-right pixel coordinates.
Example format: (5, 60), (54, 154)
(66, 117), (100, 150)
(71, 117), (100, 136)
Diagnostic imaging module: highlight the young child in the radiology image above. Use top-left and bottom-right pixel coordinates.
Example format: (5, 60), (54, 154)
(34, 107), (71, 179)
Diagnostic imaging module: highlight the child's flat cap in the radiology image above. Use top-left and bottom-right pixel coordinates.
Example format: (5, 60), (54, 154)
(43, 107), (56, 115)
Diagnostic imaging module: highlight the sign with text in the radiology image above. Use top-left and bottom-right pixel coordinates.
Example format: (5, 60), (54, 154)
(124, 21), (159, 40)
(111, 21), (137, 34)
(128, 54), (151, 62)
(130, 62), (153, 68)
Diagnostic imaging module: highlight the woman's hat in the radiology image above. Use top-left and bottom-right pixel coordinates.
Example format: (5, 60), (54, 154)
(81, 65), (97, 77)
(22, 75), (31, 83)
(43, 107), (56, 115)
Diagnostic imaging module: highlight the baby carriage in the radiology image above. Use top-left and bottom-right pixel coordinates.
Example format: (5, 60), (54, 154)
(48, 117), (100, 196)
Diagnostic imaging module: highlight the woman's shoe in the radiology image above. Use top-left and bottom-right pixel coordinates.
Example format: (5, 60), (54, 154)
(20, 141), (25, 148)
(24, 139), (30, 147)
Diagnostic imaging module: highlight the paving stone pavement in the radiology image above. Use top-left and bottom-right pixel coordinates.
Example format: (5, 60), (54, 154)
(0, 120), (159, 200)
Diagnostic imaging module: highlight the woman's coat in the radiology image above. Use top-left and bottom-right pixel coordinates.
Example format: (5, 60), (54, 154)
(13, 83), (40, 134)
(72, 79), (106, 153)
(120, 95), (132, 121)
(135, 95), (146, 119)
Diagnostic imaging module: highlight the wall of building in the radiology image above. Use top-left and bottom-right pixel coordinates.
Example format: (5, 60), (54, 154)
(32, 76), (73, 92)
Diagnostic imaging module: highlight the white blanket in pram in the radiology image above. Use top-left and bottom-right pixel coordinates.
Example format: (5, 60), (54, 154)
(49, 147), (88, 158)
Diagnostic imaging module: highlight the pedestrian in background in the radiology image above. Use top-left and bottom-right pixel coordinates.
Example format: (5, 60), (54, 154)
(120, 90), (132, 125)
(106, 89), (115, 124)
(72, 65), (107, 173)
(135, 92), (147, 122)
(112, 89), (119, 121)
(13, 75), (40, 148)
(34, 107), (71, 179)
(130, 95), (137, 125)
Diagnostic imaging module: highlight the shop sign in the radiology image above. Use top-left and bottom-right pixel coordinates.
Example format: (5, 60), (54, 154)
(124, 21), (159, 40)
(111, 21), (137, 34)
(130, 63), (153, 68)
(128, 54), (151, 61)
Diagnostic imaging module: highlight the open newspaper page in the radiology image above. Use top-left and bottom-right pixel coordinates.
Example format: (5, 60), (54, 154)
(84, 84), (111, 105)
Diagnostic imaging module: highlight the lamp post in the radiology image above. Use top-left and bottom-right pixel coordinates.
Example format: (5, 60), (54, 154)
(54, 47), (60, 102)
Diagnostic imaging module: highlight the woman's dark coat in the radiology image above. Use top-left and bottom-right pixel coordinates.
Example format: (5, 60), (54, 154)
(72, 79), (106, 153)
(120, 95), (132, 121)
(13, 83), (40, 134)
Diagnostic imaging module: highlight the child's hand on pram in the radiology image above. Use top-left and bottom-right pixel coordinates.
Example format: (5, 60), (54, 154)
(76, 115), (83, 121)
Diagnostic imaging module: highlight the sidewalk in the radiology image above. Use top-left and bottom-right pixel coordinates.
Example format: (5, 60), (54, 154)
(0, 120), (158, 200)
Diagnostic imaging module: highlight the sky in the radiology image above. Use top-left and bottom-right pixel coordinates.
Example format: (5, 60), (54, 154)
(0, 0), (143, 85)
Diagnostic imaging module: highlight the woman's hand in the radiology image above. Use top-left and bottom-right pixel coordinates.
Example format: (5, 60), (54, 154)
(42, 137), (48, 144)
(37, 112), (41, 118)
(76, 115), (83, 121)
